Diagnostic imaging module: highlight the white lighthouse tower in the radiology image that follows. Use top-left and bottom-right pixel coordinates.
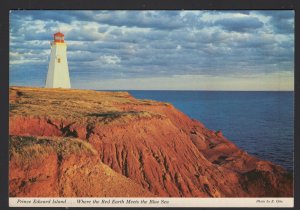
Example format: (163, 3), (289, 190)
(45, 32), (71, 88)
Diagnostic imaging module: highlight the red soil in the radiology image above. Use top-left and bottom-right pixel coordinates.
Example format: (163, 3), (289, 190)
(9, 87), (293, 197)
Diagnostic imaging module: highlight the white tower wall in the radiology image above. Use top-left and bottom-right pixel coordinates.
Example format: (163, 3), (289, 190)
(45, 42), (71, 88)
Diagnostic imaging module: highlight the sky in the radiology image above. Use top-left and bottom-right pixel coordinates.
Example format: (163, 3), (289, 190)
(9, 10), (294, 90)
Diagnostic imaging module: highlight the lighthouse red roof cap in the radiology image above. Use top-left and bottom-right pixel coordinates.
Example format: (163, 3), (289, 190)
(53, 32), (65, 43)
(54, 32), (64, 37)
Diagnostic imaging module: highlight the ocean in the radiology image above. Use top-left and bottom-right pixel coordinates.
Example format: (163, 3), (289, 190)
(127, 90), (294, 171)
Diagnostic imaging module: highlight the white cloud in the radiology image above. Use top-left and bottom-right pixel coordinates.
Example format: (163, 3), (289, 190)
(176, 45), (181, 50)
(99, 55), (121, 65)
(9, 10), (294, 90)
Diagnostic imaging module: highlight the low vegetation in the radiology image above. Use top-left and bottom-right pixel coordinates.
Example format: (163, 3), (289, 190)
(9, 135), (98, 167)
(9, 87), (165, 123)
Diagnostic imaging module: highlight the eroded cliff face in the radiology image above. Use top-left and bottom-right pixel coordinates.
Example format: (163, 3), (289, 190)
(9, 136), (154, 197)
(9, 87), (293, 197)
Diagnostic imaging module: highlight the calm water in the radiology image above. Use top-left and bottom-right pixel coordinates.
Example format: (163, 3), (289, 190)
(128, 91), (294, 171)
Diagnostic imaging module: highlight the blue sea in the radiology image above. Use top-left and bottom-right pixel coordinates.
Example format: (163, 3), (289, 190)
(127, 91), (294, 171)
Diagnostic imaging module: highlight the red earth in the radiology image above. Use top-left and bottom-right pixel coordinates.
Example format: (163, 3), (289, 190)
(9, 87), (293, 197)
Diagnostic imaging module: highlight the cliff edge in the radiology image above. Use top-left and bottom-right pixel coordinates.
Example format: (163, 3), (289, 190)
(9, 86), (293, 197)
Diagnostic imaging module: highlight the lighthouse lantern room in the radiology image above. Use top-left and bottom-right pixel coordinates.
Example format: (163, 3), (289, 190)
(45, 32), (71, 88)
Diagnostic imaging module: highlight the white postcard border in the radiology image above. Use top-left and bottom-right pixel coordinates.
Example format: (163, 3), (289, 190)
(9, 197), (294, 208)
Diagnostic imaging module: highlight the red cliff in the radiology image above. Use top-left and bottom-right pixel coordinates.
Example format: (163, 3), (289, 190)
(9, 86), (293, 197)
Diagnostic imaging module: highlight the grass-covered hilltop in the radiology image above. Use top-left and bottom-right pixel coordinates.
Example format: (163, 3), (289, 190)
(9, 86), (293, 197)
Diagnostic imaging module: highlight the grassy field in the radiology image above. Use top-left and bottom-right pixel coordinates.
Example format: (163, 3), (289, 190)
(9, 86), (168, 124)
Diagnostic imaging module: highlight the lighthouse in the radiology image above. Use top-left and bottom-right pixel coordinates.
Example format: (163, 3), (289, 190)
(45, 32), (71, 88)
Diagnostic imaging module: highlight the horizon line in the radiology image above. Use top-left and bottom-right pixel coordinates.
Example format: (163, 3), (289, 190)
(9, 85), (294, 92)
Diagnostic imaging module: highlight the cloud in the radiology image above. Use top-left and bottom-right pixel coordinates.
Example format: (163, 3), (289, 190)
(75, 71), (294, 91)
(255, 10), (294, 34)
(9, 10), (294, 90)
(214, 16), (263, 32)
(99, 55), (121, 65)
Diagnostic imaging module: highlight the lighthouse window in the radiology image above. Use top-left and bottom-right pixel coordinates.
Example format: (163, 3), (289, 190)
(58, 58), (61, 63)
